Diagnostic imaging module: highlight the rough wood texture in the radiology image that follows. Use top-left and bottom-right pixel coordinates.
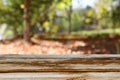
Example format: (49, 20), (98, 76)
(0, 72), (120, 80)
(0, 54), (120, 80)
(0, 54), (120, 72)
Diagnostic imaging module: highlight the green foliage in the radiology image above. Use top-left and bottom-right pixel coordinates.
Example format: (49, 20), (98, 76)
(0, 0), (23, 35)
(83, 6), (96, 27)
(94, 0), (114, 28)
(0, 0), (72, 38)
(72, 10), (84, 31)
(0, 0), (120, 39)
(57, 0), (71, 9)
(112, 1), (120, 28)
(72, 28), (120, 36)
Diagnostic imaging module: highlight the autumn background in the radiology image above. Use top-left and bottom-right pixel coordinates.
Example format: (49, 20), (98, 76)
(0, 0), (120, 54)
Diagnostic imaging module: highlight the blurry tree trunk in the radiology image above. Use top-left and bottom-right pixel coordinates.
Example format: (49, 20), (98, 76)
(68, 5), (72, 34)
(23, 0), (31, 42)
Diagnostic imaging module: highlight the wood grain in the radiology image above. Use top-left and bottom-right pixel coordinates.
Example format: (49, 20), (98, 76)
(0, 72), (120, 80)
(0, 54), (120, 73)
(0, 54), (120, 79)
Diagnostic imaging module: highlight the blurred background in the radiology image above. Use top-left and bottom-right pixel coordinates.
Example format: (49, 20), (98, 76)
(0, 0), (120, 54)
(0, 0), (119, 39)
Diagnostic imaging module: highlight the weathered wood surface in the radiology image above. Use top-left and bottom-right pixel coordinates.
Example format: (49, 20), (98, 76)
(0, 72), (120, 80)
(0, 54), (120, 72)
(0, 54), (120, 80)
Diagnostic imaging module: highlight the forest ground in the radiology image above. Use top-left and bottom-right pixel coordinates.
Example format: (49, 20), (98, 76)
(0, 34), (120, 54)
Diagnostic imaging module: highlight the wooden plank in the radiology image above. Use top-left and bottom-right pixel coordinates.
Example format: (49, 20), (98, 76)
(0, 72), (120, 80)
(0, 54), (120, 59)
(0, 54), (120, 73)
(0, 54), (120, 79)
